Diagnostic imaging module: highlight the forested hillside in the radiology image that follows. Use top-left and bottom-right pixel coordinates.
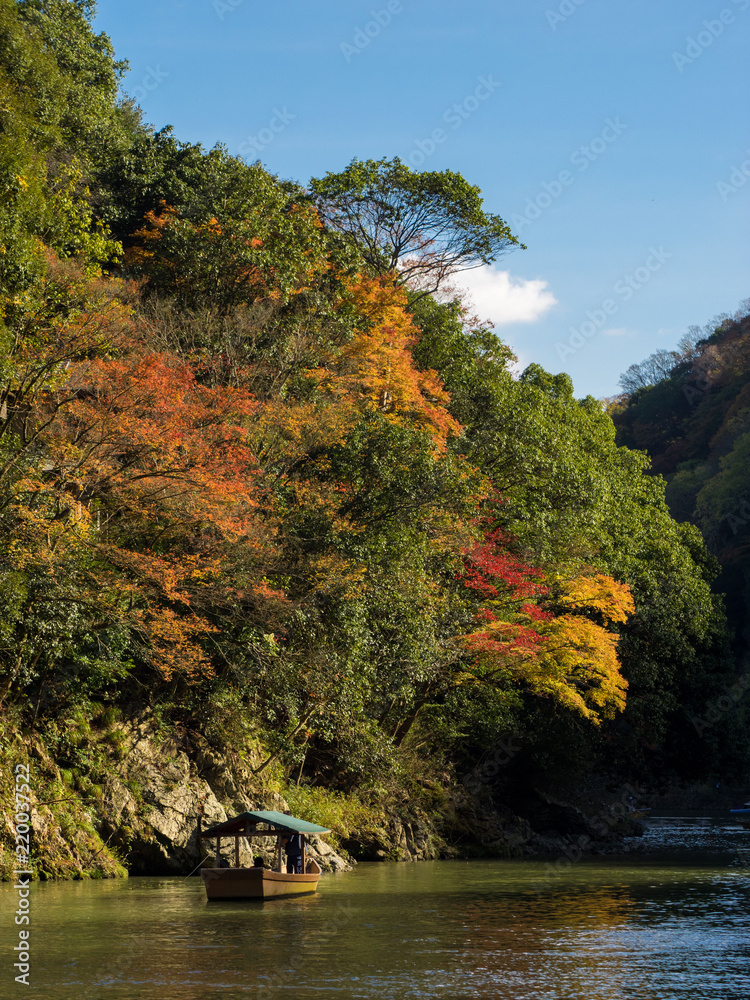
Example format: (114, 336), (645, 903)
(1, 1), (747, 876)
(613, 305), (750, 660)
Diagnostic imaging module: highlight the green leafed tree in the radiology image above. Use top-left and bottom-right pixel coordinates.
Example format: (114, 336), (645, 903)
(310, 157), (523, 297)
(15, 0), (130, 167)
(0, 0), (126, 306)
(411, 295), (740, 782)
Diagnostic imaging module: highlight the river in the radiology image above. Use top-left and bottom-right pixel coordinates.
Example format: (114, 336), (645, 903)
(2, 817), (750, 999)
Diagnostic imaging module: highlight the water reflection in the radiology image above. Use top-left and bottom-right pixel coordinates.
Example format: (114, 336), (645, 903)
(457, 886), (636, 1000)
(2, 818), (750, 998)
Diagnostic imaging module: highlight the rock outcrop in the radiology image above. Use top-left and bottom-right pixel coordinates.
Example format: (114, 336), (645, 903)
(2, 714), (645, 882)
(97, 713), (352, 874)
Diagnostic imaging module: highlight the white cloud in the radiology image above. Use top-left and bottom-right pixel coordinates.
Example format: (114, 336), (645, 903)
(602, 327), (630, 337)
(456, 266), (557, 327)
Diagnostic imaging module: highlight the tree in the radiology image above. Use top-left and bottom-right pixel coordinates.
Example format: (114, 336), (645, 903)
(616, 308), (749, 397)
(411, 296), (739, 780)
(310, 276), (462, 448)
(15, 0), (130, 168)
(125, 198), (329, 313)
(0, 0), (125, 304)
(0, 256), (285, 712)
(618, 348), (680, 394)
(309, 157), (522, 297)
(459, 529), (633, 724)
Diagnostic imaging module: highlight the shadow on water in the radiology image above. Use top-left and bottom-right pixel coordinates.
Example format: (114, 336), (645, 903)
(2, 817), (750, 999)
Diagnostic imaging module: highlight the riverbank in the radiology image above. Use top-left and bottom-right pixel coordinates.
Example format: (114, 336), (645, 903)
(1, 710), (654, 881)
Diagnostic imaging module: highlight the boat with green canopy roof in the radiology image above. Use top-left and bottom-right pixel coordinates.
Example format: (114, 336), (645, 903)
(198, 810), (331, 900)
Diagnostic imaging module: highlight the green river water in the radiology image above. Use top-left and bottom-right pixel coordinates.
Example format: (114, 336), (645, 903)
(2, 818), (750, 999)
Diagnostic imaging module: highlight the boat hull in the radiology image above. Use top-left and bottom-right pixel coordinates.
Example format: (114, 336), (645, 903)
(201, 864), (321, 900)
(730, 808), (750, 830)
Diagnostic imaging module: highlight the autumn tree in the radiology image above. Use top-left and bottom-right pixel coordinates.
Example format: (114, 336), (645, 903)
(0, 257), (140, 708)
(125, 196), (330, 313)
(1, 0), (744, 810)
(459, 529), (633, 724)
(305, 276), (461, 448)
(411, 295), (739, 781)
(0, 256), (285, 715)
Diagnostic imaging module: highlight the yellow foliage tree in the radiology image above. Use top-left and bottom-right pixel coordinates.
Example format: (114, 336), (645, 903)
(529, 573), (634, 721)
(460, 536), (635, 724)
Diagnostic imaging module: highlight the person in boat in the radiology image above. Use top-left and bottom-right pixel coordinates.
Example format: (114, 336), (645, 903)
(282, 831), (303, 874)
(252, 855), (265, 868)
(218, 856), (231, 868)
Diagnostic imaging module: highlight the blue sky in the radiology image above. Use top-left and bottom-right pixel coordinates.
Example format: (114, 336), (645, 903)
(94, 0), (748, 398)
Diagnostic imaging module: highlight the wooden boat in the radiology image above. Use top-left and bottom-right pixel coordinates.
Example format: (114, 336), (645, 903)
(729, 805), (750, 829)
(198, 809), (331, 900)
(201, 860), (322, 900)
(629, 807), (652, 821)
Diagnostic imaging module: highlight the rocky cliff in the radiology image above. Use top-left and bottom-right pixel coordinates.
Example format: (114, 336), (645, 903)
(1, 711), (644, 881)
(77, 711), (352, 875)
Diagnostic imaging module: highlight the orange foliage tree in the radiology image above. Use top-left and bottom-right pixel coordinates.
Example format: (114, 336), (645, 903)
(48, 346), (284, 681)
(1, 258), (286, 688)
(311, 275), (462, 449)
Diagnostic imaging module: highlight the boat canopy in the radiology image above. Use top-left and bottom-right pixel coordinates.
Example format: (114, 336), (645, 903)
(199, 810), (330, 839)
